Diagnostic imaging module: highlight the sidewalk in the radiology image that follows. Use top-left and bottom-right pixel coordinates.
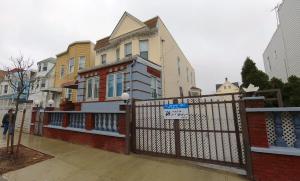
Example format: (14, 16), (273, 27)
(1, 133), (247, 181)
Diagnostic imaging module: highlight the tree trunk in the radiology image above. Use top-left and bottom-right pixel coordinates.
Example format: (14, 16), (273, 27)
(16, 109), (26, 155)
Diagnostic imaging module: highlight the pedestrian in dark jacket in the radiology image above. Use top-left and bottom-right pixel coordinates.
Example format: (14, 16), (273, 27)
(2, 109), (14, 139)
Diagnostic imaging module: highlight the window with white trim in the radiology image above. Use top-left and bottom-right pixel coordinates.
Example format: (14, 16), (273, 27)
(65, 88), (72, 101)
(4, 85), (8, 94)
(85, 76), (99, 101)
(101, 54), (107, 65)
(41, 79), (46, 88)
(68, 58), (75, 73)
(60, 65), (65, 78)
(150, 77), (159, 98)
(116, 48), (120, 62)
(139, 40), (148, 59)
(42, 62), (48, 71)
(107, 72), (123, 98)
(124, 42), (132, 57)
(79, 56), (86, 70)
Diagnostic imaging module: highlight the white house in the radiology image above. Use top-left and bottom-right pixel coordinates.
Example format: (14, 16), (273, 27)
(263, 0), (300, 82)
(28, 57), (60, 108)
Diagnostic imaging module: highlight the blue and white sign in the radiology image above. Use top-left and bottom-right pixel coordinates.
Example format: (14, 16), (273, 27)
(163, 103), (189, 119)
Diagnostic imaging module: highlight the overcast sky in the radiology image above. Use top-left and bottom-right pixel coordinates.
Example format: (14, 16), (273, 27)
(0, 0), (281, 93)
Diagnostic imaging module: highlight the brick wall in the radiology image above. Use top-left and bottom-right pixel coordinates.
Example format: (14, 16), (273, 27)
(43, 128), (126, 153)
(41, 111), (128, 153)
(251, 152), (300, 181)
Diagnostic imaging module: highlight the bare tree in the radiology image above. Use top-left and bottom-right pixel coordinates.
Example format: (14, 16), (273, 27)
(4, 55), (34, 154)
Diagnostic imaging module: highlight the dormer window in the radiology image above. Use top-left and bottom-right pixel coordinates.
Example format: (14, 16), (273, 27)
(124, 42), (132, 57)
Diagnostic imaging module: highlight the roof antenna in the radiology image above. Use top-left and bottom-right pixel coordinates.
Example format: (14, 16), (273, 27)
(271, 3), (280, 26)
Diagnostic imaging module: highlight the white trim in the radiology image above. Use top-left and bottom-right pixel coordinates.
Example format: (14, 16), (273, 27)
(246, 107), (300, 112)
(44, 125), (125, 138)
(106, 72), (124, 99)
(251, 146), (300, 156)
(85, 76), (99, 101)
(68, 57), (75, 73)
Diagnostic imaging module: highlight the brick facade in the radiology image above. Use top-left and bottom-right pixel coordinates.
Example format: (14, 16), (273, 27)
(43, 127), (126, 153)
(251, 152), (300, 181)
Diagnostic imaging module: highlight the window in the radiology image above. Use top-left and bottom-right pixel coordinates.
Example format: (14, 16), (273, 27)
(42, 62), (48, 71)
(191, 72), (193, 84)
(107, 72), (124, 98)
(65, 88), (72, 101)
(139, 40), (148, 59)
(41, 79), (46, 88)
(79, 56), (86, 70)
(38, 64), (41, 72)
(124, 42), (132, 57)
(101, 54), (107, 65)
(4, 85), (8, 94)
(150, 77), (159, 98)
(68, 58), (75, 73)
(60, 66), (65, 78)
(116, 48), (120, 62)
(186, 68), (189, 82)
(177, 57), (180, 75)
(85, 76), (99, 100)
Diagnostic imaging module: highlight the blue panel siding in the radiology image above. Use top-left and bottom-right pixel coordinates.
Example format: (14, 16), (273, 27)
(81, 101), (124, 112)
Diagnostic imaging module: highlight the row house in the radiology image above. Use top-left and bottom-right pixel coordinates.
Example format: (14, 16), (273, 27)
(94, 12), (196, 98)
(53, 41), (95, 108)
(48, 12), (198, 109)
(28, 57), (60, 108)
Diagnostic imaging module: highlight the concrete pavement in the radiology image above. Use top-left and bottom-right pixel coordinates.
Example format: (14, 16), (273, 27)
(1, 133), (247, 181)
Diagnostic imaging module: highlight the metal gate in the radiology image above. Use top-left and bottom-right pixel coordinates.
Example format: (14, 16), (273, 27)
(132, 94), (247, 169)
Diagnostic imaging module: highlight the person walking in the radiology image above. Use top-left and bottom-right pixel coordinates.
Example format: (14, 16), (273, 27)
(1, 109), (14, 140)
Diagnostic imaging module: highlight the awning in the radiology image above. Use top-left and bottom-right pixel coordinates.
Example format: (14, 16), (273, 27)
(61, 81), (78, 89)
(40, 87), (63, 93)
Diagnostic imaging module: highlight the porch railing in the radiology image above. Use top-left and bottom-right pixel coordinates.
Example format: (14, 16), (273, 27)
(44, 110), (126, 137)
(247, 107), (300, 148)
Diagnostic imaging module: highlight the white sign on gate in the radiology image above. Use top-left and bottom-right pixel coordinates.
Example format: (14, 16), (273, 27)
(163, 103), (189, 120)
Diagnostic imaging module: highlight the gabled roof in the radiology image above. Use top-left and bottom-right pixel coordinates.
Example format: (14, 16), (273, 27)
(216, 82), (239, 91)
(109, 12), (147, 40)
(94, 14), (158, 50)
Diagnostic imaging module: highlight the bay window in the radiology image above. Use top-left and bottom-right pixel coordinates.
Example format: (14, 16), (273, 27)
(69, 58), (75, 73)
(79, 56), (86, 70)
(85, 76), (99, 101)
(139, 40), (148, 59)
(107, 72), (124, 98)
(151, 77), (159, 98)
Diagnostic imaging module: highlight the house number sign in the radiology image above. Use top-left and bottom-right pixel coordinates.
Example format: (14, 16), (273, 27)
(163, 103), (189, 120)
